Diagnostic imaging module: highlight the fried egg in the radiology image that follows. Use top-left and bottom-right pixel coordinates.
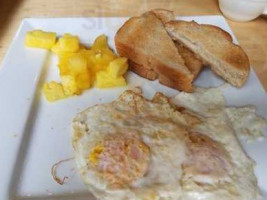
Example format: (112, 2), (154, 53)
(171, 86), (264, 200)
(72, 87), (264, 200)
(72, 89), (192, 199)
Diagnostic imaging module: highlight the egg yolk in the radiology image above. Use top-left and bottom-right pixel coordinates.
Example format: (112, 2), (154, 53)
(183, 132), (232, 182)
(89, 135), (150, 187)
(89, 145), (104, 164)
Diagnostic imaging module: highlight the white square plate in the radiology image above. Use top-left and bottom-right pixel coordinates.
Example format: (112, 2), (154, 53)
(0, 16), (267, 200)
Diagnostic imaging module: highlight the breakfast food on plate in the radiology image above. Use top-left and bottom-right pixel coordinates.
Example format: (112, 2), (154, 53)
(51, 33), (80, 53)
(171, 86), (266, 142)
(128, 60), (158, 80)
(23, 10), (265, 200)
(165, 20), (250, 87)
(72, 88), (262, 200)
(115, 10), (194, 92)
(54, 34), (128, 91)
(25, 31), (129, 102)
(115, 9), (250, 91)
(96, 58), (128, 88)
(43, 81), (65, 102)
(150, 9), (204, 78)
(175, 42), (203, 78)
(127, 42), (203, 82)
(25, 30), (56, 49)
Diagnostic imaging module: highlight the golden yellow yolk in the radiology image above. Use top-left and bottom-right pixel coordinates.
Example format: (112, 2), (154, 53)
(88, 135), (150, 187)
(89, 145), (104, 165)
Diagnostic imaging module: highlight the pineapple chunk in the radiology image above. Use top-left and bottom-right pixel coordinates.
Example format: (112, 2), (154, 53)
(58, 64), (69, 75)
(57, 50), (86, 64)
(57, 51), (88, 75)
(76, 71), (91, 90)
(25, 30), (56, 49)
(91, 35), (117, 71)
(57, 51), (77, 61)
(107, 57), (128, 78)
(97, 48), (117, 65)
(57, 53), (74, 75)
(89, 49), (117, 74)
(43, 81), (65, 102)
(67, 54), (87, 76)
(91, 34), (109, 51)
(61, 75), (80, 95)
(78, 48), (91, 57)
(78, 50), (96, 77)
(51, 33), (79, 54)
(96, 71), (126, 88)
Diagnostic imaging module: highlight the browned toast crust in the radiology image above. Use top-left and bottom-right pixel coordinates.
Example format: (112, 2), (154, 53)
(128, 60), (158, 80)
(155, 63), (194, 92)
(148, 9), (175, 23)
(115, 12), (194, 92)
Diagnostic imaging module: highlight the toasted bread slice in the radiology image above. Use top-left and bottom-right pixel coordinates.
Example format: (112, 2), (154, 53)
(150, 9), (204, 79)
(115, 12), (194, 92)
(129, 45), (203, 81)
(122, 9), (203, 83)
(165, 20), (250, 87)
(129, 60), (158, 80)
(175, 43), (203, 78)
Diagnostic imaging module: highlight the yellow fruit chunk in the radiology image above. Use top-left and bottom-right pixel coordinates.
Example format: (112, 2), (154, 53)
(57, 52), (77, 75)
(76, 71), (91, 90)
(58, 51), (77, 62)
(58, 64), (69, 75)
(61, 75), (80, 95)
(51, 33), (79, 54)
(95, 49), (117, 66)
(43, 81), (66, 102)
(67, 54), (87, 76)
(90, 35), (117, 72)
(57, 51), (89, 75)
(107, 57), (128, 78)
(76, 50), (95, 79)
(25, 30), (56, 49)
(88, 49), (117, 74)
(91, 34), (109, 51)
(58, 56), (69, 75)
(96, 71), (126, 88)
(51, 43), (61, 54)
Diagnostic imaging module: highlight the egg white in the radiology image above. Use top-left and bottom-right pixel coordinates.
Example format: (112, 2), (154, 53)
(72, 88), (263, 200)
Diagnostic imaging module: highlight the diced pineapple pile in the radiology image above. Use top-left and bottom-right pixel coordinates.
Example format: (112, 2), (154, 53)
(25, 30), (128, 102)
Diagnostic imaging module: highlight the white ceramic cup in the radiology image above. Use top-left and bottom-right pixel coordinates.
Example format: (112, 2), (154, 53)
(219, 0), (267, 22)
